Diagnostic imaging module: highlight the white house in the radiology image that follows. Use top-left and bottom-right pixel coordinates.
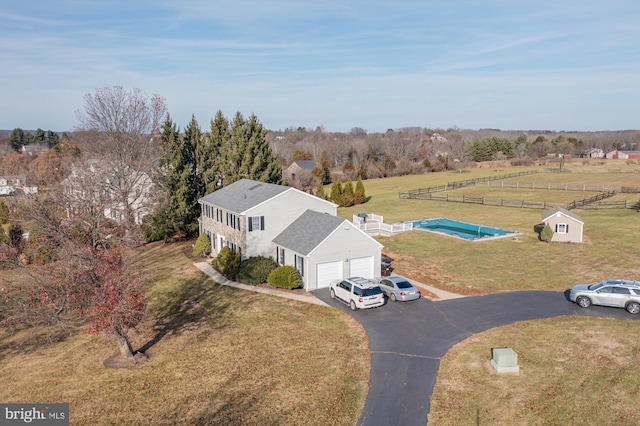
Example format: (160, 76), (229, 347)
(198, 179), (337, 259)
(541, 207), (584, 243)
(198, 179), (384, 290)
(62, 160), (152, 224)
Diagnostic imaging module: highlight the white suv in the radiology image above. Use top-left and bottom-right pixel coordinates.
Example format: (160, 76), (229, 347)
(329, 277), (385, 311)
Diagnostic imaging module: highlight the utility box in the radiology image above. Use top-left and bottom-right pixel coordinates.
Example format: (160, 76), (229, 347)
(491, 348), (519, 373)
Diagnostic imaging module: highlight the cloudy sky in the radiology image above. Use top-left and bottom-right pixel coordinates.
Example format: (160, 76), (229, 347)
(1, 0), (638, 133)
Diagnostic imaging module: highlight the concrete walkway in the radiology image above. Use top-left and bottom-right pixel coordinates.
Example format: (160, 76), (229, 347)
(195, 262), (466, 304)
(194, 262), (330, 306)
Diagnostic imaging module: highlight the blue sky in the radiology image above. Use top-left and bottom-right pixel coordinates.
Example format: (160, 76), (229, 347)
(1, 0), (639, 133)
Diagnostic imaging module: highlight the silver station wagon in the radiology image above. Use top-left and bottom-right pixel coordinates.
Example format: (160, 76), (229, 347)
(570, 279), (640, 315)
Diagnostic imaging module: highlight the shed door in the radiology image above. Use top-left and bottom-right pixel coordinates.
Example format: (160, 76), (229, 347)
(349, 256), (374, 279)
(316, 261), (343, 289)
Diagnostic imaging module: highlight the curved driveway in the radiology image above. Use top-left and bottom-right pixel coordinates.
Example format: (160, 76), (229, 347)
(312, 289), (639, 426)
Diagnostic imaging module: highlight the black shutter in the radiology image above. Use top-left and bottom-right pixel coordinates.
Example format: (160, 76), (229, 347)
(260, 216), (265, 230)
(248, 217), (253, 232)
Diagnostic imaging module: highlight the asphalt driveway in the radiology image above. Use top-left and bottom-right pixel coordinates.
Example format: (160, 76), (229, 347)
(312, 289), (640, 426)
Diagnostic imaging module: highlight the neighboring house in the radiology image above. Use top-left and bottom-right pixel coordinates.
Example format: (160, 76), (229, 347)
(582, 148), (605, 159)
(273, 210), (383, 291)
(21, 145), (48, 156)
(283, 160), (316, 181)
(198, 179), (384, 290)
(62, 160), (152, 224)
(0, 175), (37, 196)
(541, 207), (584, 243)
(605, 150), (640, 160)
(198, 178), (337, 260)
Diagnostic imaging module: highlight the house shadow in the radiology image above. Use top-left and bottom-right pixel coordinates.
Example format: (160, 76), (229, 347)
(136, 275), (239, 355)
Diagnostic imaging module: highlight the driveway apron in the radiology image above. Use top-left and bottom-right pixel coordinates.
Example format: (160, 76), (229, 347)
(312, 289), (639, 426)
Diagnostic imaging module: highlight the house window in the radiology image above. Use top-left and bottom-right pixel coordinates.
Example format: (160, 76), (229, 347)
(248, 216), (264, 231)
(295, 255), (304, 277)
(226, 212), (240, 230)
(556, 223), (568, 234)
(276, 247), (285, 265)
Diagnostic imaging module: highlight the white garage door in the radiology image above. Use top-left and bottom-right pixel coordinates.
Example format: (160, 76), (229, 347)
(349, 256), (374, 278)
(316, 261), (343, 289)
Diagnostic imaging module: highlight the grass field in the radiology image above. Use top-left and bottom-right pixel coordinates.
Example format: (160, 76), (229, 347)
(339, 162), (640, 295)
(428, 316), (640, 425)
(0, 241), (368, 425)
(2, 160), (639, 425)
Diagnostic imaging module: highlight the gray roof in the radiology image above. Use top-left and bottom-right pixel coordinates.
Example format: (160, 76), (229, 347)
(199, 179), (290, 213)
(273, 210), (346, 255)
(291, 160), (317, 171)
(541, 206), (583, 223)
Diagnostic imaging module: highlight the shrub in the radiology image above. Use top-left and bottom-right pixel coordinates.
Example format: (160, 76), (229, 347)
(192, 233), (211, 257)
(540, 224), (554, 242)
(267, 265), (302, 290)
(212, 246), (241, 280)
(237, 256), (278, 285)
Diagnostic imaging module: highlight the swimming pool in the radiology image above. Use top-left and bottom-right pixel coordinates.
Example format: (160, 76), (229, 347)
(410, 218), (518, 241)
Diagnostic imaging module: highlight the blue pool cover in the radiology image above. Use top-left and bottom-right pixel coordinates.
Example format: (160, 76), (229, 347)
(410, 218), (518, 241)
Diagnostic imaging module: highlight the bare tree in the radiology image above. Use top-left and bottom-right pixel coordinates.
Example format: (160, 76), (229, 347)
(75, 87), (166, 234)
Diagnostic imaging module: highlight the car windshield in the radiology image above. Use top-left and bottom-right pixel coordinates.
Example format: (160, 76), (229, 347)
(588, 282), (605, 291)
(361, 287), (382, 297)
(394, 280), (413, 289)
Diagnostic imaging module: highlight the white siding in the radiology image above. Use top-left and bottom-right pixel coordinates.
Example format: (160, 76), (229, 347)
(304, 222), (382, 291)
(243, 190), (336, 258)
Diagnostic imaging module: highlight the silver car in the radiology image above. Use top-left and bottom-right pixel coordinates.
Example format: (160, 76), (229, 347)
(376, 276), (421, 302)
(569, 279), (640, 314)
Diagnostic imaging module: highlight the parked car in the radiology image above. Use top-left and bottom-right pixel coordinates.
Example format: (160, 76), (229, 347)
(329, 277), (385, 311)
(569, 279), (640, 314)
(376, 276), (420, 302)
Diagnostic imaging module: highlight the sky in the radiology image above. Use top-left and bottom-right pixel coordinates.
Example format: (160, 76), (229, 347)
(1, 0), (639, 133)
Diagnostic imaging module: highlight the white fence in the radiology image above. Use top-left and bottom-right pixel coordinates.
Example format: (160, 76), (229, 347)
(353, 213), (413, 236)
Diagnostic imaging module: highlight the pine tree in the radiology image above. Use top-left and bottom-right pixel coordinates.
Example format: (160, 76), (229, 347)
(330, 181), (343, 205)
(197, 110), (228, 194)
(149, 114), (202, 240)
(354, 177), (366, 204)
(220, 112), (281, 187)
(240, 114), (282, 184)
(174, 115), (205, 236)
(342, 179), (355, 206)
(315, 181), (326, 199)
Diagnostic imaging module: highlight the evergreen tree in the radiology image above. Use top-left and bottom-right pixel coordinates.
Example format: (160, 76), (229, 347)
(173, 115), (204, 236)
(197, 110), (228, 194)
(220, 112), (281, 187)
(342, 179), (355, 206)
(354, 177), (366, 204)
(10, 128), (25, 152)
(240, 114), (282, 184)
(146, 115), (180, 241)
(330, 181), (343, 205)
(315, 181), (326, 199)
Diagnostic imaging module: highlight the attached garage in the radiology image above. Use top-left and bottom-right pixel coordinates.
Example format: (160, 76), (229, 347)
(316, 260), (343, 288)
(272, 210), (383, 291)
(349, 256), (374, 279)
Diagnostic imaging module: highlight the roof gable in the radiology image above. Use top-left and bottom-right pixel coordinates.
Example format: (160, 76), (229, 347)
(273, 210), (346, 255)
(541, 206), (583, 224)
(199, 179), (290, 213)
